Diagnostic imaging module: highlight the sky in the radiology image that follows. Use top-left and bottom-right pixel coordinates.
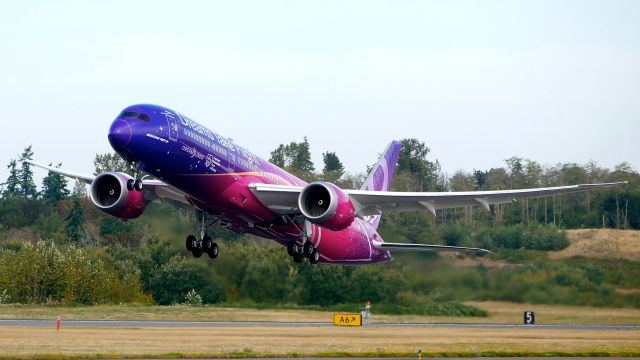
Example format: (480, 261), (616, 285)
(1, 0), (639, 186)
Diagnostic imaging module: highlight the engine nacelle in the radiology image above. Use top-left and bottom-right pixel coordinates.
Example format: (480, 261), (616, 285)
(90, 172), (145, 219)
(298, 182), (356, 231)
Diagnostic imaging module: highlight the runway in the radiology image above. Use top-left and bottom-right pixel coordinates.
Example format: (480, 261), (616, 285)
(0, 318), (638, 330)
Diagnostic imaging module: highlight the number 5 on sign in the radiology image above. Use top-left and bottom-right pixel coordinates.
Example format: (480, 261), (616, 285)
(524, 311), (535, 325)
(333, 313), (362, 326)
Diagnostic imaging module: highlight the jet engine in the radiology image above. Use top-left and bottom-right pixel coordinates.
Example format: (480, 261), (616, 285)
(90, 173), (145, 219)
(298, 182), (356, 231)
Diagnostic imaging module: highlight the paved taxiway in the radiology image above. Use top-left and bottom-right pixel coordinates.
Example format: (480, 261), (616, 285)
(0, 319), (638, 330)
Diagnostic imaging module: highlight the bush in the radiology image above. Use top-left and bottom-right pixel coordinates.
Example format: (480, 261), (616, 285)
(147, 255), (223, 305)
(0, 289), (10, 304)
(0, 242), (148, 304)
(421, 301), (488, 317)
(183, 289), (203, 306)
(475, 224), (568, 251)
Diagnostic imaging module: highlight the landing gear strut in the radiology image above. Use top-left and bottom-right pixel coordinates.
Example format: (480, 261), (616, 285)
(185, 211), (219, 260)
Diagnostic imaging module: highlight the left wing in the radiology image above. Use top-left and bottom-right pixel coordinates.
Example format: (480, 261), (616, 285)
(249, 182), (627, 216)
(24, 160), (94, 184)
(25, 160), (190, 206)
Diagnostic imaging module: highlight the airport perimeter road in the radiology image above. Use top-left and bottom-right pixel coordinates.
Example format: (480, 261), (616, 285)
(0, 319), (638, 330)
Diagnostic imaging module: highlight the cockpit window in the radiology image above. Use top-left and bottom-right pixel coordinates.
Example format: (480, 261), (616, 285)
(120, 111), (150, 121)
(122, 111), (139, 118)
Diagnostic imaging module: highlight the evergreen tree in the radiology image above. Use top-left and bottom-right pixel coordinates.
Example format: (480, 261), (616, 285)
(3, 159), (21, 197)
(42, 163), (69, 206)
(72, 180), (87, 198)
(268, 137), (315, 180)
(322, 151), (345, 183)
(289, 137), (315, 174)
(18, 146), (37, 198)
(65, 195), (84, 244)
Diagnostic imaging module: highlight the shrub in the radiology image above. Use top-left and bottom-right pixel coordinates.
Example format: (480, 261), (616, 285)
(184, 289), (203, 306)
(0, 289), (10, 304)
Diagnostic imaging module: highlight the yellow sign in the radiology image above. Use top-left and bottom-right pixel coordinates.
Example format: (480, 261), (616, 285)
(333, 313), (362, 326)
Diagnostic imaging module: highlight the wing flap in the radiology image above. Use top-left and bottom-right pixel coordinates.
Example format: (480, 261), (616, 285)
(248, 183), (302, 214)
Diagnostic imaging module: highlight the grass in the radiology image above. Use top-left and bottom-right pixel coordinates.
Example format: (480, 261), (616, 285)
(0, 326), (638, 358)
(1, 301), (640, 324)
(551, 229), (640, 261)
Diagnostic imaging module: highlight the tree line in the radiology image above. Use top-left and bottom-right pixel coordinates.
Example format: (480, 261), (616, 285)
(0, 140), (638, 309)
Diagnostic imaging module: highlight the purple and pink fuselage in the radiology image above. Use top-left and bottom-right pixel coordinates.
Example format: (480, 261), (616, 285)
(108, 104), (392, 264)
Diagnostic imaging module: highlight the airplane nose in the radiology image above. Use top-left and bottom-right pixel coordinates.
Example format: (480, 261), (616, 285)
(108, 119), (132, 148)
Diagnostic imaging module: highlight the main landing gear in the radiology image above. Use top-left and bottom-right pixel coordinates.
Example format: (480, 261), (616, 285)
(186, 234), (219, 259)
(287, 241), (320, 264)
(287, 219), (320, 264)
(186, 211), (219, 260)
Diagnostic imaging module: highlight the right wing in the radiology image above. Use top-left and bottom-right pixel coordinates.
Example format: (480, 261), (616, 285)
(346, 182), (627, 216)
(250, 182), (627, 217)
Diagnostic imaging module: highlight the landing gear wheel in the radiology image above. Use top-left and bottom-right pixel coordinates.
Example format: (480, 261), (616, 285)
(126, 179), (135, 191)
(310, 249), (320, 264)
(192, 248), (203, 258)
(303, 242), (315, 258)
(293, 253), (304, 263)
(202, 235), (212, 252)
(287, 242), (296, 257)
(186, 235), (197, 251)
(208, 242), (219, 259)
(134, 179), (143, 191)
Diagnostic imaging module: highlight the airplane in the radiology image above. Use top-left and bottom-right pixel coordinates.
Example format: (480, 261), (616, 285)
(27, 104), (626, 265)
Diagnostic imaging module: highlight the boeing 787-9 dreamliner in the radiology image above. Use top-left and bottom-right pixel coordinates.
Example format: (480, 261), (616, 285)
(27, 104), (626, 264)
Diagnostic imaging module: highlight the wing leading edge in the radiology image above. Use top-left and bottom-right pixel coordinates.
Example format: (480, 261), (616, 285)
(249, 182), (627, 216)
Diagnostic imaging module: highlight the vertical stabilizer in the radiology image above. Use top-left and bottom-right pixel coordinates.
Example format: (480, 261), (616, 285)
(360, 140), (402, 228)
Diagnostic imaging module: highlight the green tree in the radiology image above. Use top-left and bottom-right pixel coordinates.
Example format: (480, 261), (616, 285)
(268, 137), (315, 180)
(93, 152), (136, 175)
(18, 146), (37, 199)
(3, 160), (21, 197)
(65, 196), (84, 244)
(269, 144), (286, 168)
(72, 180), (87, 198)
(41, 163), (69, 206)
(147, 255), (222, 304)
(322, 151), (345, 183)
(396, 138), (443, 191)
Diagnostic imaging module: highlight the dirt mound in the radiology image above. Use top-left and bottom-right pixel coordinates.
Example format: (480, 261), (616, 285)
(549, 229), (640, 261)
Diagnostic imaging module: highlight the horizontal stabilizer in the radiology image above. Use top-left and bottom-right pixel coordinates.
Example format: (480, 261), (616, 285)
(372, 240), (491, 254)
